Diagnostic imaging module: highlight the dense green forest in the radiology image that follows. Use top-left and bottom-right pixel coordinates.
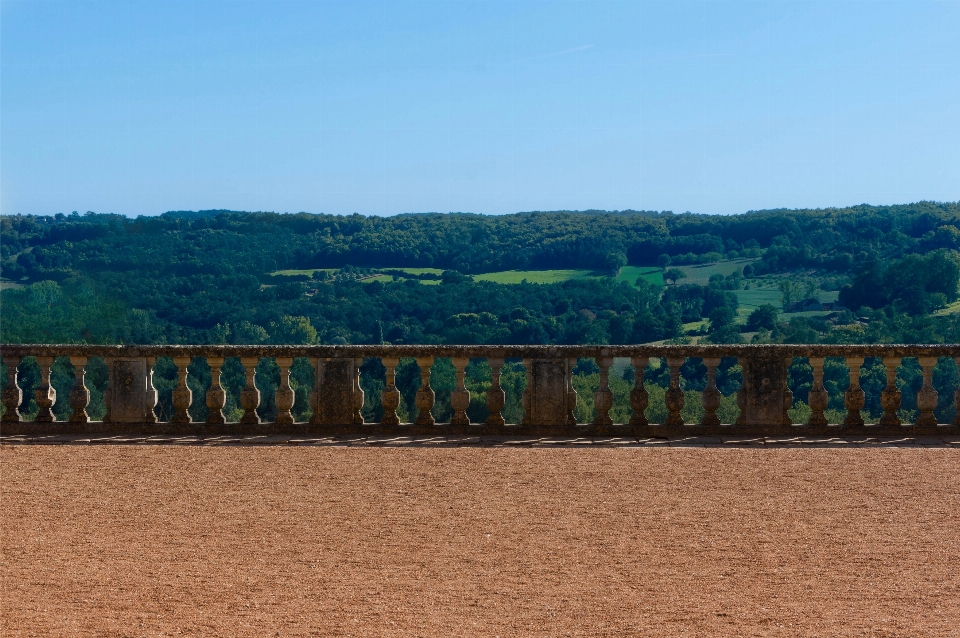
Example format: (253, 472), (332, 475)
(3, 202), (959, 424)
(3, 201), (960, 347)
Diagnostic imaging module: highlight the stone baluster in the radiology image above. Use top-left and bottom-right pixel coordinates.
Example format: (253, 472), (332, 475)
(700, 357), (722, 428)
(806, 357), (828, 428)
(735, 383), (746, 426)
(2, 356), (22, 423)
(954, 357), (960, 429)
(240, 357), (261, 424)
(68, 356), (90, 424)
(520, 358), (533, 426)
(308, 357), (322, 425)
(843, 356), (865, 428)
(592, 355), (614, 430)
(145, 357), (159, 424)
(171, 357), (193, 423)
(782, 357), (794, 426)
(205, 356), (226, 424)
(664, 357), (685, 426)
(629, 356), (649, 427)
(102, 357), (115, 423)
(485, 357), (506, 428)
(380, 357), (401, 425)
(565, 358), (578, 426)
(451, 357), (471, 426)
(878, 356), (902, 427)
(914, 356), (939, 431)
(352, 357), (365, 424)
(35, 356), (57, 422)
(415, 357), (435, 426)
(275, 357), (295, 425)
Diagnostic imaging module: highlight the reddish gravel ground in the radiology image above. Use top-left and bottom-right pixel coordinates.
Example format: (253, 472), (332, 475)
(2, 446), (959, 637)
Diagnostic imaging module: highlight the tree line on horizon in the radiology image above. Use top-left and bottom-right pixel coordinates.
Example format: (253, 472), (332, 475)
(1, 200), (959, 350)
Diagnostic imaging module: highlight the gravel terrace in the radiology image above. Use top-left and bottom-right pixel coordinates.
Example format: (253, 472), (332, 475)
(2, 443), (959, 637)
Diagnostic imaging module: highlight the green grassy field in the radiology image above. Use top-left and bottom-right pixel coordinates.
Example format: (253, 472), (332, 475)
(734, 287), (783, 311)
(617, 266), (664, 287)
(272, 268), (336, 277)
(389, 267), (445, 276)
(933, 300), (960, 316)
(675, 258), (756, 285)
(473, 269), (595, 284)
(271, 262), (829, 302)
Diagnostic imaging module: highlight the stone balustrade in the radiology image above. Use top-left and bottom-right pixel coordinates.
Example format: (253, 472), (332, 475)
(2, 344), (958, 437)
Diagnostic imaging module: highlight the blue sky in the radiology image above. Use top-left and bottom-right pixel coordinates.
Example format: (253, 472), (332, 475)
(2, 0), (958, 217)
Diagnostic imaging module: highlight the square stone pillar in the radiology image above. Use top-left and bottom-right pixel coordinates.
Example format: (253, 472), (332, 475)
(106, 357), (157, 423)
(311, 357), (360, 425)
(521, 358), (575, 426)
(738, 354), (788, 426)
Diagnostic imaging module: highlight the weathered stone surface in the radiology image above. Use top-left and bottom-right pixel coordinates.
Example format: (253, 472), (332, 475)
(108, 358), (157, 423)
(843, 356), (866, 428)
(915, 356), (939, 432)
(485, 356), (506, 428)
(170, 357), (192, 424)
(68, 356), (90, 424)
(739, 354), (787, 426)
(311, 358), (351, 425)
(807, 357), (828, 429)
(239, 357), (261, 424)
(879, 357), (902, 427)
(520, 359), (574, 427)
(1, 343), (958, 437)
(629, 357), (649, 428)
(2, 356), (22, 424)
(700, 357), (722, 429)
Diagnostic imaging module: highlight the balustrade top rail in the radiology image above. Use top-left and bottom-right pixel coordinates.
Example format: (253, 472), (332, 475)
(2, 343), (958, 358)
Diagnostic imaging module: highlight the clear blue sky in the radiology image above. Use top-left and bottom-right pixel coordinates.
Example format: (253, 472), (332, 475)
(2, 0), (958, 217)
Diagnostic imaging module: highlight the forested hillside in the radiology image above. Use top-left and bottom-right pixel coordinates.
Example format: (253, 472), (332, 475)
(2, 201), (960, 347)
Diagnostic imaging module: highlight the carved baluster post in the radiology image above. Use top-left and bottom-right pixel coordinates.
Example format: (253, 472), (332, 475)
(275, 357), (295, 425)
(2, 356), (22, 423)
(309, 357), (324, 425)
(915, 356), (939, 432)
(380, 357), (401, 425)
(171, 357), (193, 424)
(878, 356), (902, 427)
(806, 357), (828, 429)
(205, 356), (226, 425)
(593, 355), (614, 431)
(451, 357), (471, 427)
(239, 357), (261, 424)
(352, 357), (365, 424)
(102, 357), (115, 424)
(629, 356), (649, 428)
(843, 356), (865, 428)
(782, 357), (794, 426)
(415, 357), (435, 426)
(735, 380), (746, 427)
(566, 358), (578, 426)
(520, 358), (533, 426)
(68, 356), (90, 424)
(700, 357), (722, 429)
(35, 356), (57, 423)
(145, 357), (159, 424)
(954, 357), (960, 429)
(664, 357), (685, 427)
(485, 357), (506, 428)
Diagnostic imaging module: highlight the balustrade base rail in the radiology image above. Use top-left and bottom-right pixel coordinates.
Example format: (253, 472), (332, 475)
(3, 420), (958, 438)
(3, 344), (959, 440)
